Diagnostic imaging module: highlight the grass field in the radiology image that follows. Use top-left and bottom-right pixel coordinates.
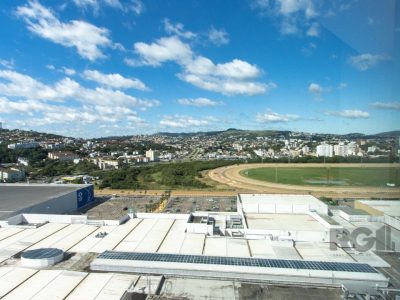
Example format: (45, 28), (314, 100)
(241, 166), (400, 187)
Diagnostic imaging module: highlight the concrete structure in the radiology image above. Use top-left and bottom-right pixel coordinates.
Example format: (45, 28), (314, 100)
(0, 193), (398, 298)
(355, 200), (400, 230)
(239, 194), (329, 214)
(334, 143), (349, 157)
(41, 142), (64, 150)
(0, 167), (25, 183)
(48, 151), (79, 161)
(7, 141), (40, 149)
(91, 251), (389, 288)
(94, 157), (121, 169)
(21, 248), (64, 268)
(145, 149), (158, 161)
(0, 184), (94, 221)
(0, 268), (142, 300)
(333, 206), (371, 222)
(237, 194), (341, 242)
(316, 143), (333, 157)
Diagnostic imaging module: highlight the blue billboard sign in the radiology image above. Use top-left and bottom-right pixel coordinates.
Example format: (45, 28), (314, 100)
(77, 185), (94, 209)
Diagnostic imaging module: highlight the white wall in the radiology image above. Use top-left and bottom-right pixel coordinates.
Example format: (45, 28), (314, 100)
(135, 213), (189, 220)
(186, 223), (212, 234)
(20, 214), (87, 224)
(385, 214), (400, 230)
(239, 194), (328, 215)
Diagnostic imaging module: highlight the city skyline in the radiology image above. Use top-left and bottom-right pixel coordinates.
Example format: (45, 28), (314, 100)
(0, 0), (399, 138)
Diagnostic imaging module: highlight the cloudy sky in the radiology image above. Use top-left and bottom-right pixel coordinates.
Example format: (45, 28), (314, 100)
(0, 0), (399, 137)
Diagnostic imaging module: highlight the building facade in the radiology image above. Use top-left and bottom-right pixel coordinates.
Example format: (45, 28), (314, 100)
(48, 151), (79, 161)
(316, 144), (333, 157)
(0, 167), (25, 182)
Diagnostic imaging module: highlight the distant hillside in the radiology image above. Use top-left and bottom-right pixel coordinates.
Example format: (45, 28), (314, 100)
(0, 128), (67, 140)
(1, 127), (399, 140)
(155, 129), (291, 138)
(373, 131), (400, 137)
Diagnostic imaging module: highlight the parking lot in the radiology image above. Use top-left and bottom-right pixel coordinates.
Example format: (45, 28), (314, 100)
(165, 196), (237, 214)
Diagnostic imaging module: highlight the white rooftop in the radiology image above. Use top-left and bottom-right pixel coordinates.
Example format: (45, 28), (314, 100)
(245, 213), (327, 232)
(358, 200), (400, 216)
(239, 194), (328, 215)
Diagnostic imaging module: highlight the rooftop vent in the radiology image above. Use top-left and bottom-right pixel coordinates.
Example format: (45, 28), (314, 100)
(21, 248), (64, 268)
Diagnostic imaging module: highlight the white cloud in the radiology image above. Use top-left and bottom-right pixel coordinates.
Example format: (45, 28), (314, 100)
(0, 95), (147, 127)
(338, 82), (347, 89)
(123, 58), (138, 67)
(73, 0), (144, 14)
(130, 0), (144, 15)
(163, 19), (196, 39)
(47, 65), (76, 76)
(177, 98), (223, 107)
(83, 70), (148, 90)
(0, 69), (158, 109)
(16, 0), (113, 61)
(349, 53), (390, 71)
(278, 0), (316, 17)
(0, 70), (62, 101)
(326, 110), (370, 119)
(306, 22), (320, 37)
(369, 101), (400, 110)
(132, 35), (271, 96)
(0, 97), (50, 115)
(160, 115), (215, 128)
(308, 82), (323, 95)
(251, 0), (318, 35)
(185, 57), (261, 80)
(73, 0), (98, 9)
(0, 59), (15, 69)
(180, 73), (275, 96)
(134, 36), (193, 66)
(280, 19), (299, 34)
(256, 110), (300, 123)
(208, 28), (229, 46)
(62, 67), (76, 76)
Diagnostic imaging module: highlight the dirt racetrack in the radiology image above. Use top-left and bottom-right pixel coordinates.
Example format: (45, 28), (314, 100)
(207, 163), (400, 199)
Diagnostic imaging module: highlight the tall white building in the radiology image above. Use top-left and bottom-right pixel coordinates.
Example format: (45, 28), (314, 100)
(316, 143), (333, 157)
(347, 142), (359, 155)
(145, 149), (158, 161)
(334, 143), (348, 157)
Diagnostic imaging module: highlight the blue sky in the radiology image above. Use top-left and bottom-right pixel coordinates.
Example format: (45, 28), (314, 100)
(0, 0), (399, 137)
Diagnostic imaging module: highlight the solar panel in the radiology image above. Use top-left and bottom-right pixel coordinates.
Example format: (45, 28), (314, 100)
(97, 251), (377, 274)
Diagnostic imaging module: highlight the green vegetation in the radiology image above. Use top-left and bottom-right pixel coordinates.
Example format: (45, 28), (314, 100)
(29, 160), (99, 178)
(242, 166), (400, 187)
(0, 145), (48, 164)
(98, 160), (239, 189)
